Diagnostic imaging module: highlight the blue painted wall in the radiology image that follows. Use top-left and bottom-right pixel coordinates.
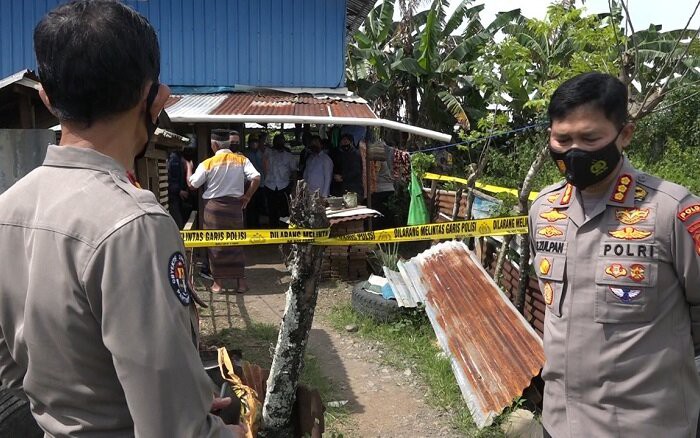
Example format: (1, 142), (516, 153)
(0, 0), (347, 88)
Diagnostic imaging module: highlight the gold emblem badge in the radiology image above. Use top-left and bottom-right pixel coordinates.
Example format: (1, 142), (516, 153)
(590, 160), (608, 176)
(605, 263), (628, 278)
(547, 193), (560, 204)
(540, 258), (552, 275)
(556, 160), (567, 174)
(634, 186), (648, 202)
(543, 282), (554, 306)
(629, 264), (646, 282)
(538, 225), (564, 238)
(608, 227), (652, 240)
(539, 209), (568, 223)
(616, 208), (650, 225)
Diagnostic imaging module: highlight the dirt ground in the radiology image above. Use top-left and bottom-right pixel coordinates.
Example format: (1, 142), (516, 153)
(194, 246), (462, 438)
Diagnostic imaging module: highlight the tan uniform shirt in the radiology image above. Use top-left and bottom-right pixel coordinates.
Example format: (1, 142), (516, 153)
(529, 158), (700, 437)
(0, 145), (232, 437)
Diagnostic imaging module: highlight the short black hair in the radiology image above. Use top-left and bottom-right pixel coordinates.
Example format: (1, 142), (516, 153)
(34, 0), (160, 126)
(211, 129), (229, 141)
(273, 134), (285, 148)
(548, 72), (628, 127)
(340, 133), (354, 144)
(229, 130), (240, 137)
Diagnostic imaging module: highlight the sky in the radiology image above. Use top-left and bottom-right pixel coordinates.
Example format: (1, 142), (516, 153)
(393, 0), (700, 32)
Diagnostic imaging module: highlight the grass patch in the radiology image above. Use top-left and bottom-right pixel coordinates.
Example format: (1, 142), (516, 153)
(328, 303), (508, 437)
(202, 322), (352, 434)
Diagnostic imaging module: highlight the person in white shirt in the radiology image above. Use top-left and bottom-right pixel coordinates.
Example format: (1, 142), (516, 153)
(262, 134), (297, 227)
(187, 129), (260, 293)
(302, 135), (333, 198)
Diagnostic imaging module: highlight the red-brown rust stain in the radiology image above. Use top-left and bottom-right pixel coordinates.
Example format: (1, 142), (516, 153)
(419, 244), (544, 416)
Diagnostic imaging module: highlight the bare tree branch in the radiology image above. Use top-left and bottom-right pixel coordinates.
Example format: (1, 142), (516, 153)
(635, 0), (700, 118)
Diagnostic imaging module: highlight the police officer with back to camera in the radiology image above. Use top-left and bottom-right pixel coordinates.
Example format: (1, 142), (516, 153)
(0, 0), (243, 436)
(529, 72), (700, 437)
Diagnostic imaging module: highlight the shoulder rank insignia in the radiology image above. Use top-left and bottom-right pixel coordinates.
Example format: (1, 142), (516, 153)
(610, 286), (641, 303)
(540, 209), (568, 223)
(560, 184), (574, 206)
(634, 186), (648, 202)
(547, 193), (560, 204)
(538, 225), (564, 238)
(678, 204), (700, 222)
(609, 227), (652, 240)
(629, 264), (646, 282)
(616, 208), (650, 225)
(543, 282), (554, 305)
(610, 174), (632, 203)
(605, 263), (628, 278)
(539, 258), (552, 275)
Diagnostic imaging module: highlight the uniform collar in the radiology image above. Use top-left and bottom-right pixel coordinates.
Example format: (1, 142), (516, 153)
(215, 148), (232, 155)
(42, 145), (126, 174)
(564, 156), (638, 227)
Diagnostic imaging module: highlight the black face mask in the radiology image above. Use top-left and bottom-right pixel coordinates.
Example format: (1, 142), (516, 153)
(136, 82), (160, 160)
(549, 130), (622, 190)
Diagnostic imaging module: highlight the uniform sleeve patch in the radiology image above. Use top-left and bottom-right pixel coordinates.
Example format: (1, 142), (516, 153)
(678, 204), (700, 222)
(168, 252), (192, 306)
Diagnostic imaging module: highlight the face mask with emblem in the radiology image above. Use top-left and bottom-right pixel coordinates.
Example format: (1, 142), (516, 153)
(549, 129), (622, 190)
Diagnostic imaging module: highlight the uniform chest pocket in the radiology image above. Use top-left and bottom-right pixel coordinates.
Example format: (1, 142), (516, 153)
(533, 253), (567, 318)
(594, 260), (658, 324)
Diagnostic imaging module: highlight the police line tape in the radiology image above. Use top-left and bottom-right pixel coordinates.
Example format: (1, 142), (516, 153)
(422, 172), (541, 202)
(180, 216), (529, 247)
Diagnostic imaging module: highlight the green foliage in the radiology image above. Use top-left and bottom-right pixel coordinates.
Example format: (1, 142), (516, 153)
(370, 243), (401, 272)
(409, 152), (436, 178)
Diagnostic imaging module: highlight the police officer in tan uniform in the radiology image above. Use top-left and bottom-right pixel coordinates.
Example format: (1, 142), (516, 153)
(530, 72), (700, 437)
(0, 1), (242, 436)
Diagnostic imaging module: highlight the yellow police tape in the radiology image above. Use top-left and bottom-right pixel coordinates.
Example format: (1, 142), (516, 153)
(180, 216), (528, 247)
(422, 172), (540, 202)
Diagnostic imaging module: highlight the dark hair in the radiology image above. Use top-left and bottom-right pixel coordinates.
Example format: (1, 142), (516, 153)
(273, 134), (285, 148)
(548, 72), (628, 127)
(340, 133), (354, 145)
(229, 130), (240, 137)
(34, 0), (160, 126)
(211, 129), (229, 141)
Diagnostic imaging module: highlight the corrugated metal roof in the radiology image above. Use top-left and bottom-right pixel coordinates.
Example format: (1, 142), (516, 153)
(164, 94), (229, 119)
(0, 69), (39, 91)
(1, 0), (347, 88)
(165, 92), (377, 120)
(400, 240), (544, 428)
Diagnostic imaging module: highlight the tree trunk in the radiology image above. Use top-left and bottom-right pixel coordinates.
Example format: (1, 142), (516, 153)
(260, 181), (329, 437)
(452, 188), (463, 221)
(493, 143), (549, 295)
(514, 144), (550, 311)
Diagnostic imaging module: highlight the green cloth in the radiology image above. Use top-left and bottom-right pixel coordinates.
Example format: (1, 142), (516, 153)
(407, 170), (430, 225)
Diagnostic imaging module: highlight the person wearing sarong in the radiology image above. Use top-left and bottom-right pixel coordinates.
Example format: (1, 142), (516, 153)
(188, 129), (260, 293)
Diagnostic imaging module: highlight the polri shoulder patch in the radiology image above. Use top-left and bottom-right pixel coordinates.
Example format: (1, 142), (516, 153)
(168, 252), (192, 306)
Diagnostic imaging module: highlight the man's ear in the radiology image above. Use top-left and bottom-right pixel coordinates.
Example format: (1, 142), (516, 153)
(38, 84), (56, 116)
(142, 82), (171, 123)
(619, 122), (636, 150)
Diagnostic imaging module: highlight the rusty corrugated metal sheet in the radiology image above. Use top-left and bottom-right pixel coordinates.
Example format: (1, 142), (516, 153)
(168, 92), (376, 119)
(400, 240), (544, 428)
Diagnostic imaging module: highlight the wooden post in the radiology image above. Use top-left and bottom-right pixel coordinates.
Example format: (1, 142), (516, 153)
(451, 187), (463, 221)
(260, 181), (329, 437)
